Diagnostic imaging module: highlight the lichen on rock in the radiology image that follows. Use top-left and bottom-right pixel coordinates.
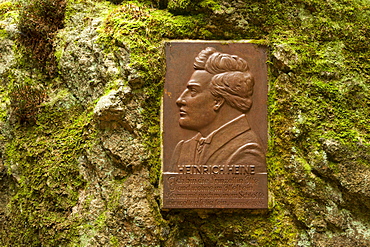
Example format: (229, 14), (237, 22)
(0, 0), (369, 246)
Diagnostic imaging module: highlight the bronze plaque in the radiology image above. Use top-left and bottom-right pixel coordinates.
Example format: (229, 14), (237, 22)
(162, 41), (268, 209)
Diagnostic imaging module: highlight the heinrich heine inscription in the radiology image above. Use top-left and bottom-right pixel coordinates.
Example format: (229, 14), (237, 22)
(162, 42), (268, 209)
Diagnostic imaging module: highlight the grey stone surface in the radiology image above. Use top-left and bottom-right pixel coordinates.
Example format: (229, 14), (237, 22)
(56, 17), (129, 105)
(0, 0), (369, 246)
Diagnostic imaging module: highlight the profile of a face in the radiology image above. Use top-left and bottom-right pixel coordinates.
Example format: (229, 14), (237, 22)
(176, 70), (217, 132)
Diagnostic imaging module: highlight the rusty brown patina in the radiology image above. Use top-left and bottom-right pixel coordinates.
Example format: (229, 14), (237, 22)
(162, 42), (268, 209)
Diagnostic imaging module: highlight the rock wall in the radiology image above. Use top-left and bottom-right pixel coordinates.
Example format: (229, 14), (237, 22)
(0, 0), (369, 246)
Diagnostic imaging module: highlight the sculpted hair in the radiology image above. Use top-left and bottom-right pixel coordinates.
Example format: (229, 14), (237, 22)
(194, 47), (254, 113)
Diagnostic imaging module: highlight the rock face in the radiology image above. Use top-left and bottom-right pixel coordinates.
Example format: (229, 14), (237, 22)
(0, 0), (369, 246)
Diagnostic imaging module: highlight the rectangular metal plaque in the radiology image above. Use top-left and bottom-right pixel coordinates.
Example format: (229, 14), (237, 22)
(162, 41), (268, 209)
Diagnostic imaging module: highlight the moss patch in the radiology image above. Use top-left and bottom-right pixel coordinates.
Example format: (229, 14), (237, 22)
(2, 96), (95, 245)
(1, 0), (369, 245)
(98, 2), (214, 185)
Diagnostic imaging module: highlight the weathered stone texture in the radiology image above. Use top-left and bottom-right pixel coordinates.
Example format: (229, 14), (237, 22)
(0, 0), (369, 246)
(57, 18), (130, 105)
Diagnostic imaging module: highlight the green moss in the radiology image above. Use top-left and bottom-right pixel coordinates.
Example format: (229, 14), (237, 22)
(0, 1), (19, 40)
(97, 1), (269, 187)
(199, 0), (221, 11)
(168, 0), (192, 12)
(0, 1), (14, 17)
(110, 235), (119, 246)
(95, 0), (369, 245)
(0, 29), (7, 39)
(2, 92), (96, 245)
(98, 2), (215, 185)
(65, 0), (112, 21)
(15, 0), (66, 76)
(167, 0), (221, 15)
(1, 0), (369, 245)
(0, 83), (8, 121)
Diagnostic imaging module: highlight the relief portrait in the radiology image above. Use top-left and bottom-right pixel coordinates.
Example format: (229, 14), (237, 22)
(162, 42), (268, 208)
(169, 47), (266, 174)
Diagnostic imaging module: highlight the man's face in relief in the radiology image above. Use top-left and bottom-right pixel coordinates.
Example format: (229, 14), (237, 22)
(176, 70), (217, 132)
